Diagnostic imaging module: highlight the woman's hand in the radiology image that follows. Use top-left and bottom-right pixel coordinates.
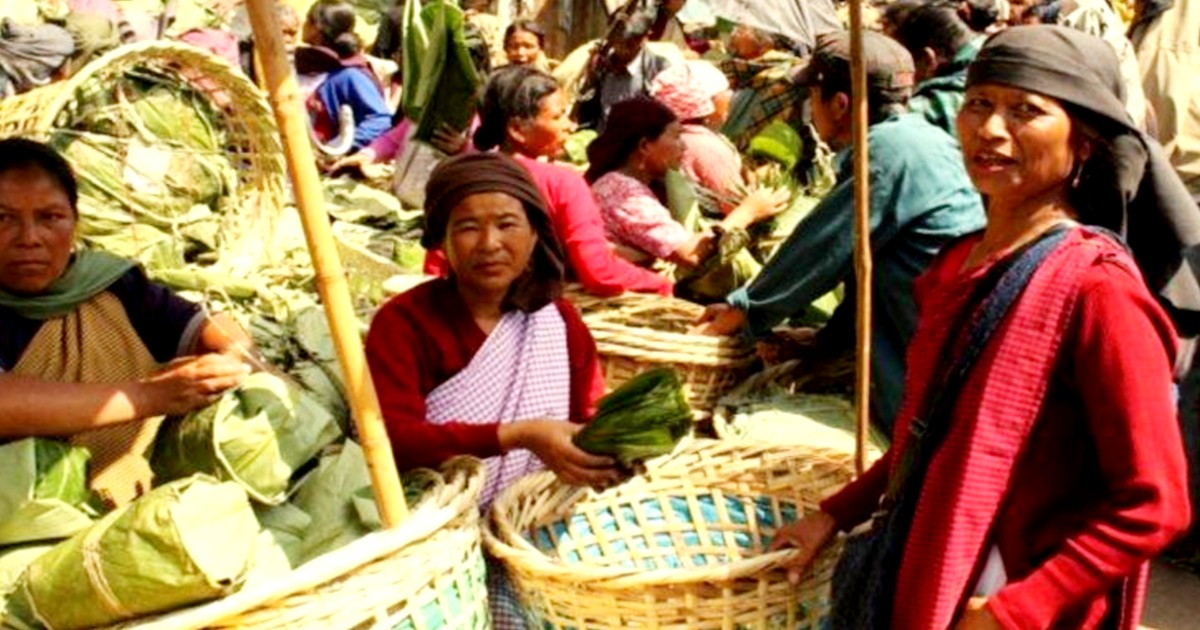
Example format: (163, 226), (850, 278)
(953, 598), (1003, 630)
(135, 353), (250, 417)
(430, 123), (469, 155)
(501, 420), (622, 489)
(768, 510), (838, 585)
(690, 303), (747, 336)
(327, 147), (378, 176)
(725, 186), (790, 229)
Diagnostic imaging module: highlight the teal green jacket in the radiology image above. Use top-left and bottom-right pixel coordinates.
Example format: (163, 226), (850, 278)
(727, 114), (986, 432)
(907, 37), (983, 139)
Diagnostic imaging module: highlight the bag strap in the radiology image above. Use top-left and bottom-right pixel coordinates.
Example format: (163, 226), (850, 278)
(885, 226), (1072, 503)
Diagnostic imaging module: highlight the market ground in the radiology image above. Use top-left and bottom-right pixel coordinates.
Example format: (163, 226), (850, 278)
(1141, 561), (1200, 629)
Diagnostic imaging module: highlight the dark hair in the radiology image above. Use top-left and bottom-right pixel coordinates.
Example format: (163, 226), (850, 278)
(961, 0), (1004, 31)
(474, 65), (560, 151)
(307, 0), (361, 58)
(1060, 103), (1126, 230)
(891, 2), (977, 71)
(504, 19), (546, 49)
(0, 138), (78, 214)
(813, 76), (910, 124)
(584, 96), (677, 183)
(370, 6), (403, 62)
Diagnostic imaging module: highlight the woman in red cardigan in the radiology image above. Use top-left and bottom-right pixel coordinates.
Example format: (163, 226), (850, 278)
(366, 152), (620, 508)
(770, 26), (1192, 630)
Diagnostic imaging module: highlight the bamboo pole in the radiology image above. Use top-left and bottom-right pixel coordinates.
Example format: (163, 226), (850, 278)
(244, 0), (409, 525)
(848, 0), (873, 476)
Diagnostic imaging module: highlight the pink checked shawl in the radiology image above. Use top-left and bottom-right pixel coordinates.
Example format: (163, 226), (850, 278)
(425, 303), (571, 508)
(888, 228), (1147, 629)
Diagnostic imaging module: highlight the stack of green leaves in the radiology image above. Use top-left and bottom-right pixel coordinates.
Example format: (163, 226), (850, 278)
(0, 439), (95, 548)
(150, 372), (343, 506)
(573, 368), (693, 468)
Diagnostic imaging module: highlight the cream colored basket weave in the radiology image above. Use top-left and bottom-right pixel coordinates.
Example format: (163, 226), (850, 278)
(580, 296), (757, 415)
(111, 457), (488, 630)
(484, 439), (854, 629)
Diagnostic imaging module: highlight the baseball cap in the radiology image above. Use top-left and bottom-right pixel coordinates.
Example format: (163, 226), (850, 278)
(792, 30), (916, 101)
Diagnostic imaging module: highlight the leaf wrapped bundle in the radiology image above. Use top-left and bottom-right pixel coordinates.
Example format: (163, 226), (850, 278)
(573, 368), (693, 467)
(6, 476), (258, 630)
(150, 373), (343, 506)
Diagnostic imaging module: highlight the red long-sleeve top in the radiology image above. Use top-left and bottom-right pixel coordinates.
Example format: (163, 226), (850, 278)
(365, 278), (606, 470)
(821, 234), (1191, 629)
(424, 154), (673, 297)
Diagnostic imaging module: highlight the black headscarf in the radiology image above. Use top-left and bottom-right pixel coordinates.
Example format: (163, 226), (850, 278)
(423, 152), (566, 313)
(584, 96), (678, 184)
(967, 25), (1200, 339)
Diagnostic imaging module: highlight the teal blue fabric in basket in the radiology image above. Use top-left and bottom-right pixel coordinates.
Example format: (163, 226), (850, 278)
(529, 495), (799, 571)
(392, 549), (489, 630)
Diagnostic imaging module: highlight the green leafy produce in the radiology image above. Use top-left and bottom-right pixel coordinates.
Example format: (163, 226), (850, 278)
(5, 476), (258, 630)
(0, 438), (95, 547)
(150, 372), (343, 506)
(573, 368), (693, 467)
(404, 0), (483, 142)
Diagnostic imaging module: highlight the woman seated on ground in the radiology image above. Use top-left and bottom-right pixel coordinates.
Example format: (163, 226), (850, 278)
(772, 26), (1191, 629)
(503, 19), (555, 73)
(0, 138), (253, 507)
(586, 96), (786, 296)
(366, 152), (621, 499)
(425, 65), (672, 296)
(296, 0), (392, 151)
(649, 59), (745, 210)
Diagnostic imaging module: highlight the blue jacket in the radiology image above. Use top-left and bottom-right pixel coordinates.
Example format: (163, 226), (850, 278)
(728, 114), (986, 431)
(316, 66), (393, 150)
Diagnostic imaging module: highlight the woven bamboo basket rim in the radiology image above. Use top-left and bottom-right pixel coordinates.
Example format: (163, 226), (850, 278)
(582, 300), (754, 365)
(0, 39), (287, 210)
(113, 456), (485, 630)
(484, 439), (852, 591)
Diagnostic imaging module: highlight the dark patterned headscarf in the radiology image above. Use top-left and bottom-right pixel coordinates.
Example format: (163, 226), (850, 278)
(423, 152), (565, 313)
(967, 25), (1200, 337)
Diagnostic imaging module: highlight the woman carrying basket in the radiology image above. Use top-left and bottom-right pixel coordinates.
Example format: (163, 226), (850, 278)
(771, 26), (1192, 629)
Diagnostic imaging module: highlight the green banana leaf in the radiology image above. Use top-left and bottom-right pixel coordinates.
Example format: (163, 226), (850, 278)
(6, 476), (258, 630)
(0, 439), (95, 547)
(404, 1), (483, 141)
(0, 544), (54, 623)
(290, 441), (376, 564)
(150, 373), (343, 506)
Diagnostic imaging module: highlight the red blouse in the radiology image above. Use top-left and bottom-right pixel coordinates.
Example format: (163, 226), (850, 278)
(365, 278), (606, 470)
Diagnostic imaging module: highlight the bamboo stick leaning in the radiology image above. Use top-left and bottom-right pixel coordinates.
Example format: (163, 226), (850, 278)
(243, 0), (408, 523)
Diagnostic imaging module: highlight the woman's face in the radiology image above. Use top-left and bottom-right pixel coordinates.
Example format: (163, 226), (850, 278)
(0, 166), (76, 295)
(513, 90), (575, 159)
(444, 192), (537, 298)
(639, 121), (686, 178)
(505, 30), (542, 66)
(957, 84), (1080, 202)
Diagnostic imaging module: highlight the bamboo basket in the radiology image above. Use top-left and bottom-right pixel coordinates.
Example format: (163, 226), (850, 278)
(107, 457), (488, 630)
(484, 439), (854, 629)
(0, 40), (288, 228)
(713, 360), (886, 463)
(582, 297), (757, 415)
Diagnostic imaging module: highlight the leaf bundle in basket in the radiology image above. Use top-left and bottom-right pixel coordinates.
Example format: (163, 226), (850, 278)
(573, 368), (692, 467)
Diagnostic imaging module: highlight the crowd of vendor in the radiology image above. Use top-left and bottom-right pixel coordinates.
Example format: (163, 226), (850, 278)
(3, 0), (1200, 628)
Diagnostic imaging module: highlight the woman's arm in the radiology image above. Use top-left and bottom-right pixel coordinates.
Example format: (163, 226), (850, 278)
(0, 353), (249, 437)
(987, 263), (1191, 628)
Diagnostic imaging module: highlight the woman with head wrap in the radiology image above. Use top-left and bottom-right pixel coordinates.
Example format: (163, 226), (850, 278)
(768, 26), (1192, 630)
(366, 152), (621, 628)
(366, 152), (619, 500)
(649, 60), (746, 210)
(586, 96), (786, 280)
